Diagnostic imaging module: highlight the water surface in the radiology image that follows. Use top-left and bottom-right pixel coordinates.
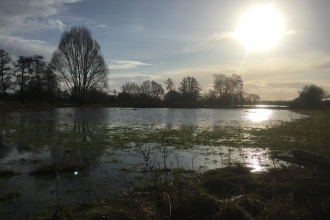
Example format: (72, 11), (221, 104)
(0, 108), (305, 218)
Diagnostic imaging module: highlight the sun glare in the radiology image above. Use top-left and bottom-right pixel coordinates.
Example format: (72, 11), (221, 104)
(247, 109), (272, 123)
(234, 6), (284, 50)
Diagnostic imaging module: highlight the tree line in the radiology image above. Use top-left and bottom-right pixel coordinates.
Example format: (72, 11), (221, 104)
(115, 74), (261, 107)
(1, 26), (328, 108)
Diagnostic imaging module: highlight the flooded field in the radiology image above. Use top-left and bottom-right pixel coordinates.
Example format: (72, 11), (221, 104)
(0, 108), (306, 218)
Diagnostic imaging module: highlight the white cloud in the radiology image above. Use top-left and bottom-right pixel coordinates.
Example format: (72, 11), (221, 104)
(0, 0), (80, 34)
(96, 24), (108, 29)
(181, 31), (235, 53)
(109, 60), (151, 70)
(155, 53), (330, 100)
(286, 29), (298, 35)
(206, 32), (235, 41)
(0, 35), (56, 61)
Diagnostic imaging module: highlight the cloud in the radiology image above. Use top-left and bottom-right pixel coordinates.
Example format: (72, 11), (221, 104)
(286, 29), (298, 35)
(206, 32), (235, 41)
(0, 35), (56, 61)
(96, 24), (108, 29)
(108, 74), (156, 91)
(108, 60), (151, 70)
(0, 0), (80, 34)
(153, 53), (330, 100)
(181, 31), (235, 53)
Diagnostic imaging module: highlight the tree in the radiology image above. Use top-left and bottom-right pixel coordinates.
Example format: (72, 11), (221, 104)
(298, 84), (329, 108)
(139, 80), (164, 101)
(164, 78), (175, 91)
(0, 49), (13, 100)
(121, 82), (140, 96)
(212, 74), (243, 98)
(212, 74), (243, 106)
(30, 55), (47, 103)
(178, 76), (202, 102)
(245, 93), (261, 106)
(15, 56), (32, 103)
(43, 65), (58, 103)
(50, 26), (108, 104)
(139, 80), (152, 97)
(150, 81), (164, 100)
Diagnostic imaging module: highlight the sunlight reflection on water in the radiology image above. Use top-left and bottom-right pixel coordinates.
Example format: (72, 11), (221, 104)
(246, 109), (273, 123)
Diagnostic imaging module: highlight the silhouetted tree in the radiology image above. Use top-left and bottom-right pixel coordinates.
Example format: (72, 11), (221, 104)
(0, 49), (13, 100)
(15, 56), (32, 103)
(245, 93), (261, 106)
(50, 26), (108, 104)
(30, 55), (47, 103)
(164, 90), (182, 103)
(178, 76), (202, 102)
(43, 65), (58, 103)
(150, 80), (164, 100)
(212, 74), (243, 106)
(121, 82), (140, 97)
(139, 80), (164, 101)
(298, 84), (329, 108)
(164, 78), (175, 91)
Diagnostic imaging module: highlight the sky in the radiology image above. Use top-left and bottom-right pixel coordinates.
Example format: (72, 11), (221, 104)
(0, 0), (330, 100)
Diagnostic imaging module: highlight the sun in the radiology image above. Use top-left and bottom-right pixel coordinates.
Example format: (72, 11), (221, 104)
(234, 6), (284, 50)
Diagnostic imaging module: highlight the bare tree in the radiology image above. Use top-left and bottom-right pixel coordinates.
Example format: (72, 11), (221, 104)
(43, 65), (58, 103)
(50, 26), (108, 104)
(164, 78), (175, 91)
(245, 93), (261, 106)
(139, 80), (164, 100)
(0, 49), (13, 100)
(212, 74), (243, 99)
(178, 76), (202, 102)
(15, 56), (32, 103)
(150, 80), (164, 100)
(121, 82), (140, 96)
(30, 55), (47, 103)
(212, 74), (227, 98)
(139, 80), (152, 97)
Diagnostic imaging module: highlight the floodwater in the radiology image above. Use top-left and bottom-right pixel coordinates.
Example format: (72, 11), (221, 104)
(0, 108), (305, 218)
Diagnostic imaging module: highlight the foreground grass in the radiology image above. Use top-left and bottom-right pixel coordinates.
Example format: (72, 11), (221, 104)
(37, 165), (330, 220)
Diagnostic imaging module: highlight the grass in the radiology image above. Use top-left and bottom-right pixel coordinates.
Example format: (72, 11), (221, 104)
(35, 164), (330, 220)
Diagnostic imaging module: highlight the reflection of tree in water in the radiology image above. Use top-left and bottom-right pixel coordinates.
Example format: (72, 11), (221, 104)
(50, 121), (105, 168)
(0, 114), (12, 161)
(1, 117), (105, 168)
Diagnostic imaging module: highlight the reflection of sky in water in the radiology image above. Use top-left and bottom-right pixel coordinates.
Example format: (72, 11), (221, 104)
(4, 108), (306, 129)
(246, 109), (273, 123)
